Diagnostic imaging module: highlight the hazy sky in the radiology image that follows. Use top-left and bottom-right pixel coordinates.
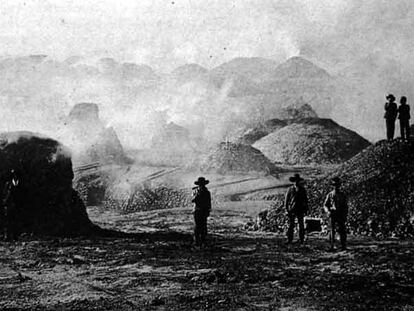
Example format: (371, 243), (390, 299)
(0, 0), (413, 144)
(0, 0), (364, 71)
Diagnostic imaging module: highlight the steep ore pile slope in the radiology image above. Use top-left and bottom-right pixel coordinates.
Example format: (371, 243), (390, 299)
(238, 104), (318, 145)
(253, 118), (371, 165)
(308, 139), (414, 237)
(201, 142), (276, 175)
(0, 132), (94, 235)
(263, 140), (414, 238)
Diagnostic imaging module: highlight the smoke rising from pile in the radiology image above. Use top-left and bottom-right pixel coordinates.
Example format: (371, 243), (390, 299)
(0, 57), (253, 156)
(0, 0), (413, 143)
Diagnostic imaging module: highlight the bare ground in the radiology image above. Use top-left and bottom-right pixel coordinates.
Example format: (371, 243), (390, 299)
(0, 204), (413, 310)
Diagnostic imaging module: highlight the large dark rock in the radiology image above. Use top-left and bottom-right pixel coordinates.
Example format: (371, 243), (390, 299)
(0, 131), (94, 236)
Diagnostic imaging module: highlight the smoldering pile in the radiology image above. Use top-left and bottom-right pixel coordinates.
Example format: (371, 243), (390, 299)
(200, 142), (277, 175)
(253, 139), (414, 238)
(252, 118), (371, 165)
(0, 131), (95, 236)
(103, 183), (191, 213)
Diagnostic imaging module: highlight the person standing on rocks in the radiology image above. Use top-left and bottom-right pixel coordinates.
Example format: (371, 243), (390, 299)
(398, 96), (410, 141)
(1, 169), (21, 241)
(285, 173), (308, 244)
(323, 177), (348, 251)
(192, 177), (211, 248)
(384, 94), (398, 140)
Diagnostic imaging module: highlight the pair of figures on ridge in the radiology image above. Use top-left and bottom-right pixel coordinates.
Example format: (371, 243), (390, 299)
(384, 94), (410, 141)
(285, 173), (347, 251)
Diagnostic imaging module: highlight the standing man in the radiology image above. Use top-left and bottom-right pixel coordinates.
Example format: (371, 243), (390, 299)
(192, 177), (211, 248)
(384, 94), (398, 140)
(398, 96), (410, 141)
(2, 169), (21, 241)
(285, 173), (308, 244)
(323, 177), (348, 251)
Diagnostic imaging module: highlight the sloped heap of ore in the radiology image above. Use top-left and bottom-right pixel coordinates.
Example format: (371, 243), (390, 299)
(255, 139), (414, 238)
(201, 142), (277, 175)
(103, 184), (191, 213)
(0, 131), (94, 235)
(253, 118), (371, 165)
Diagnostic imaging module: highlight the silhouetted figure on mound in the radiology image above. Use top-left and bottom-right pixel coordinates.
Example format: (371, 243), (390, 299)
(192, 177), (211, 248)
(384, 94), (398, 140)
(398, 96), (410, 141)
(2, 169), (22, 241)
(324, 177), (348, 251)
(285, 174), (308, 244)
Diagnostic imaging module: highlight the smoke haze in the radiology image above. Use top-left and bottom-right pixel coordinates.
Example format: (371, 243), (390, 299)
(0, 0), (413, 148)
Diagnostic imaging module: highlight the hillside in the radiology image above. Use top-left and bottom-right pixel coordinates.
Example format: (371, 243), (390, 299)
(253, 118), (371, 165)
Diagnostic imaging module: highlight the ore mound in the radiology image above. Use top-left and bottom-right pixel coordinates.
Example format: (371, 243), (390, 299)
(104, 184), (191, 213)
(253, 118), (371, 165)
(0, 131), (94, 235)
(237, 104), (318, 145)
(260, 139), (414, 238)
(63, 103), (127, 166)
(307, 139), (414, 238)
(201, 142), (276, 175)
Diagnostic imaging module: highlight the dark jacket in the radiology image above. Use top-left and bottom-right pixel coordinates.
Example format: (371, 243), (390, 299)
(192, 186), (211, 216)
(398, 104), (410, 120)
(285, 185), (308, 215)
(384, 102), (398, 120)
(2, 180), (20, 215)
(324, 189), (348, 219)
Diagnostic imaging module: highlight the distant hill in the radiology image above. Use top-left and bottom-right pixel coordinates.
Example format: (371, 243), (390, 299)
(256, 56), (337, 117)
(252, 118), (371, 165)
(269, 56), (331, 81)
(170, 63), (209, 84)
(210, 57), (280, 84)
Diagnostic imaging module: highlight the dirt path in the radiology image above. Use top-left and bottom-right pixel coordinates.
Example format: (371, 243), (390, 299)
(0, 205), (413, 310)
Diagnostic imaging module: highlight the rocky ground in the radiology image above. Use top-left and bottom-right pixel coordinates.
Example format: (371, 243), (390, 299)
(0, 203), (413, 311)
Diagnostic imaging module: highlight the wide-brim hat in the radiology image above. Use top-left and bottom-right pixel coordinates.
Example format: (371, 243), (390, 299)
(195, 177), (209, 185)
(386, 94), (395, 101)
(331, 177), (341, 186)
(289, 173), (304, 183)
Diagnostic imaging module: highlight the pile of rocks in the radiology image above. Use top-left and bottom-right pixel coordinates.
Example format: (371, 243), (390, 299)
(61, 103), (128, 166)
(103, 184), (191, 213)
(237, 104), (317, 145)
(253, 118), (371, 165)
(0, 131), (94, 235)
(255, 139), (414, 238)
(200, 142), (276, 175)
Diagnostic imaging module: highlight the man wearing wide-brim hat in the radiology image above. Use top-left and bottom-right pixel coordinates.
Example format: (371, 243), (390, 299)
(384, 93), (398, 140)
(192, 177), (211, 247)
(285, 173), (309, 244)
(323, 177), (348, 251)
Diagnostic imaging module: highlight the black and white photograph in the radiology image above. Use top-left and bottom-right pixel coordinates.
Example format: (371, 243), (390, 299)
(0, 1), (413, 310)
